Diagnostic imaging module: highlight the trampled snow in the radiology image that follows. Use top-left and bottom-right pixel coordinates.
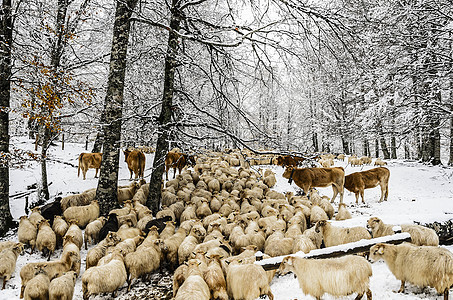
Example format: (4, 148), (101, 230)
(1, 137), (453, 299)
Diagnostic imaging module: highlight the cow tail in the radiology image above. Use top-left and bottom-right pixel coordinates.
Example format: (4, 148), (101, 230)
(78, 153), (83, 177)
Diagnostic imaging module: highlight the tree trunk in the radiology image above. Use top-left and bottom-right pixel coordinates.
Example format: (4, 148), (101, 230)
(341, 136), (349, 155)
(363, 139), (370, 157)
(39, 127), (51, 202)
(146, 1), (181, 214)
(0, 0), (14, 236)
(380, 137), (390, 159)
(375, 139), (379, 158)
(95, 0), (138, 216)
(449, 115), (453, 166)
(91, 130), (104, 153)
(390, 136), (397, 159)
(312, 133), (318, 153)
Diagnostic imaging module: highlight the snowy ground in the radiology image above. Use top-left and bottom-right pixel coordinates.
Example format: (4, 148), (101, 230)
(1, 137), (453, 299)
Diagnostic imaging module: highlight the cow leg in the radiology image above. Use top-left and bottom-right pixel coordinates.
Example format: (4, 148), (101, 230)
(95, 168), (99, 178)
(173, 167), (176, 179)
(129, 169), (133, 180)
(355, 193), (359, 204)
(165, 167), (169, 181)
(379, 184), (385, 202)
(331, 185), (338, 203)
(83, 169), (87, 180)
(360, 190), (365, 203)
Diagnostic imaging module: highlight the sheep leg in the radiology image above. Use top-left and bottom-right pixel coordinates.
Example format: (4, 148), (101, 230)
(366, 289), (372, 299)
(20, 285), (24, 298)
(397, 280), (405, 293)
(47, 249), (52, 261)
(444, 289), (449, 300)
(2, 277), (6, 289)
(267, 290), (274, 300)
(127, 277), (133, 292)
(112, 289), (118, 298)
(354, 293), (364, 300)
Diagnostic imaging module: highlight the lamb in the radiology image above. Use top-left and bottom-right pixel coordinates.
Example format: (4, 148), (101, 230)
(315, 220), (371, 247)
(204, 254), (228, 300)
(174, 259), (210, 300)
(63, 200), (100, 228)
(85, 232), (121, 269)
(84, 216), (106, 249)
(278, 255), (372, 299)
(64, 220), (83, 249)
(23, 269), (50, 300)
(335, 202), (352, 220)
(20, 251), (78, 298)
(82, 250), (127, 299)
(18, 216), (37, 253)
(125, 239), (166, 291)
(48, 271), (77, 300)
(367, 217), (439, 246)
(36, 219), (57, 261)
(370, 242), (453, 299)
(0, 242), (23, 289)
(98, 213), (119, 241)
(226, 260), (274, 300)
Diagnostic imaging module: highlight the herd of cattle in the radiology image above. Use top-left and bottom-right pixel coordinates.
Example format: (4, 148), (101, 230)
(1, 148), (452, 300)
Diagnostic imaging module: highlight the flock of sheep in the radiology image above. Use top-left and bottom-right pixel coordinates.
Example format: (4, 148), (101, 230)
(0, 149), (452, 300)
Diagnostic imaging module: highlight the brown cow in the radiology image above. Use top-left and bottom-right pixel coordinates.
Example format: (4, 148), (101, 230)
(165, 151), (195, 181)
(282, 166), (345, 203)
(276, 155), (305, 167)
(123, 149), (146, 180)
(78, 153), (102, 180)
(344, 167), (390, 204)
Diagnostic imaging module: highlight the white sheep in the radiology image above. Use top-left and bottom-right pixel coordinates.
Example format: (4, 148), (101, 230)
(335, 203), (352, 220)
(82, 250), (127, 299)
(48, 271), (77, 300)
(52, 215), (68, 247)
(28, 207), (45, 227)
(18, 216), (37, 253)
(315, 220), (371, 247)
(125, 239), (166, 291)
(23, 269), (50, 300)
(204, 254), (228, 300)
(226, 260), (274, 300)
(64, 220), (83, 250)
(63, 200), (100, 228)
(85, 232), (121, 269)
(310, 205), (328, 226)
(367, 217), (439, 246)
(175, 259), (210, 300)
(370, 242), (453, 298)
(0, 242), (23, 289)
(84, 216), (106, 249)
(278, 255), (372, 299)
(62, 235), (81, 275)
(36, 219), (57, 260)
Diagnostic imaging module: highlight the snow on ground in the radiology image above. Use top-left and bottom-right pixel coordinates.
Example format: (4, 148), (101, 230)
(1, 137), (453, 299)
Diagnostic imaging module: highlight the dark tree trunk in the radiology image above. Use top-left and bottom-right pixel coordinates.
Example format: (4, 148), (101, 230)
(146, 1), (181, 215)
(449, 115), (453, 166)
(341, 136), (350, 155)
(363, 139), (370, 157)
(0, 0), (14, 236)
(91, 130), (104, 153)
(375, 139), (379, 158)
(38, 127), (51, 201)
(404, 141), (410, 160)
(390, 136), (397, 159)
(312, 133), (318, 153)
(96, 0), (137, 216)
(380, 137), (390, 159)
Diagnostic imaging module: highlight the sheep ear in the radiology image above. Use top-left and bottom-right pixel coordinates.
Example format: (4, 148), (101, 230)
(286, 257), (293, 266)
(378, 245), (385, 255)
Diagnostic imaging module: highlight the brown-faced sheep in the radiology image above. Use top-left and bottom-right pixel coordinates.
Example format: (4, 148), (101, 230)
(18, 216), (37, 253)
(370, 242), (453, 299)
(0, 242), (23, 289)
(82, 250), (127, 299)
(63, 200), (99, 228)
(36, 219), (57, 261)
(278, 255), (372, 299)
(367, 217), (439, 246)
(48, 271), (77, 300)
